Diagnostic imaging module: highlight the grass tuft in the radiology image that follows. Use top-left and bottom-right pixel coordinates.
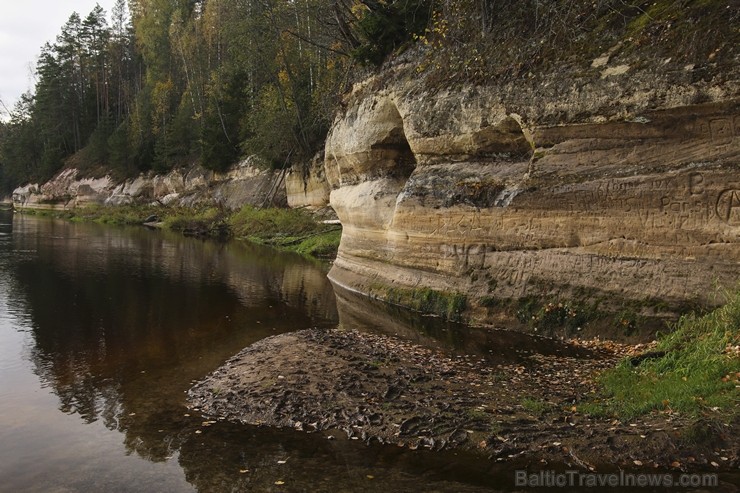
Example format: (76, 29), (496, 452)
(593, 290), (740, 419)
(521, 397), (551, 416)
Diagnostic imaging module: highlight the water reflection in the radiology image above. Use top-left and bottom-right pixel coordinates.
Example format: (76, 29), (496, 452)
(332, 282), (594, 364)
(1, 213), (512, 492)
(2, 213), (350, 491)
(6, 212), (735, 491)
(177, 421), (507, 492)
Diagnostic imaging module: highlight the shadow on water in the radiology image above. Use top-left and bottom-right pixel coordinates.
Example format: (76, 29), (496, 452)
(332, 283), (598, 365)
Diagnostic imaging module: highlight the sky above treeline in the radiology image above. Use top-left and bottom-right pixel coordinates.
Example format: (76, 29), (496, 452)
(0, 1), (115, 118)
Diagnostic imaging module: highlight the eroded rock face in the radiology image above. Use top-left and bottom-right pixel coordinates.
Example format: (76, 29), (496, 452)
(12, 158), (286, 211)
(286, 154), (331, 208)
(325, 64), (740, 325)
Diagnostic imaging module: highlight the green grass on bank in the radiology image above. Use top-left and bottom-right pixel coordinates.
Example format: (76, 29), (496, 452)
(228, 206), (341, 258)
(164, 206), (223, 231)
(586, 291), (740, 420)
(27, 204), (160, 225)
(292, 229), (343, 257)
(230, 205), (319, 239)
(20, 204), (341, 258)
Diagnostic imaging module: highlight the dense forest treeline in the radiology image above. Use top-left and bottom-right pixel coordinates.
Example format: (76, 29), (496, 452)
(0, 0), (735, 194)
(0, 0), (434, 193)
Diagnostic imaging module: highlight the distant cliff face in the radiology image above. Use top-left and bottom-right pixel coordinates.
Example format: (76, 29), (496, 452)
(323, 56), (740, 328)
(285, 154), (331, 209)
(12, 159), (286, 211)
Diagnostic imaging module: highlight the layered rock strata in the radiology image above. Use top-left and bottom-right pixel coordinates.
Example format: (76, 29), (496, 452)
(285, 153), (331, 209)
(12, 158), (286, 211)
(325, 62), (740, 324)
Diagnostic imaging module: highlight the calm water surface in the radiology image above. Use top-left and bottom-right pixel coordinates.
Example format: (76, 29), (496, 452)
(0, 210), (512, 492)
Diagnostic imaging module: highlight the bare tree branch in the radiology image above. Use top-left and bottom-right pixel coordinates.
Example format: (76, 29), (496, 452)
(0, 97), (10, 117)
(283, 28), (350, 56)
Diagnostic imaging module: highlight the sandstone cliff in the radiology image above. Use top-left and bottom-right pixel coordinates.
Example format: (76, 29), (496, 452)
(285, 154), (331, 209)
(12, 158), (287, 211)
(323, 50), (740, 329)
(12, 6), (739, 333)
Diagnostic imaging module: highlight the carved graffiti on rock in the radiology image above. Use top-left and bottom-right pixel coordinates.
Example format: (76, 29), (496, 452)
(696, 115), (739, 147)
(715, 189), (740, 224)
(697, 120), (711, 137)
(688, 172), (705, 195)
(709, 118), (732, 146)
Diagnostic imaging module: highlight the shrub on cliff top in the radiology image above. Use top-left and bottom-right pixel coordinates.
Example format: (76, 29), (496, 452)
(345, 0), (433, 66)
(412, 0), (738, 85)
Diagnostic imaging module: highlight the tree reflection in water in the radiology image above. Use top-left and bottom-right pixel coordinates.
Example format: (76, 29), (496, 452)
(11, 215), (336, 463)
(5, 214), (509, 492)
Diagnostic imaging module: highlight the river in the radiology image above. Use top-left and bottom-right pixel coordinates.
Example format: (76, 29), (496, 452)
(0, 210), (516, 492)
